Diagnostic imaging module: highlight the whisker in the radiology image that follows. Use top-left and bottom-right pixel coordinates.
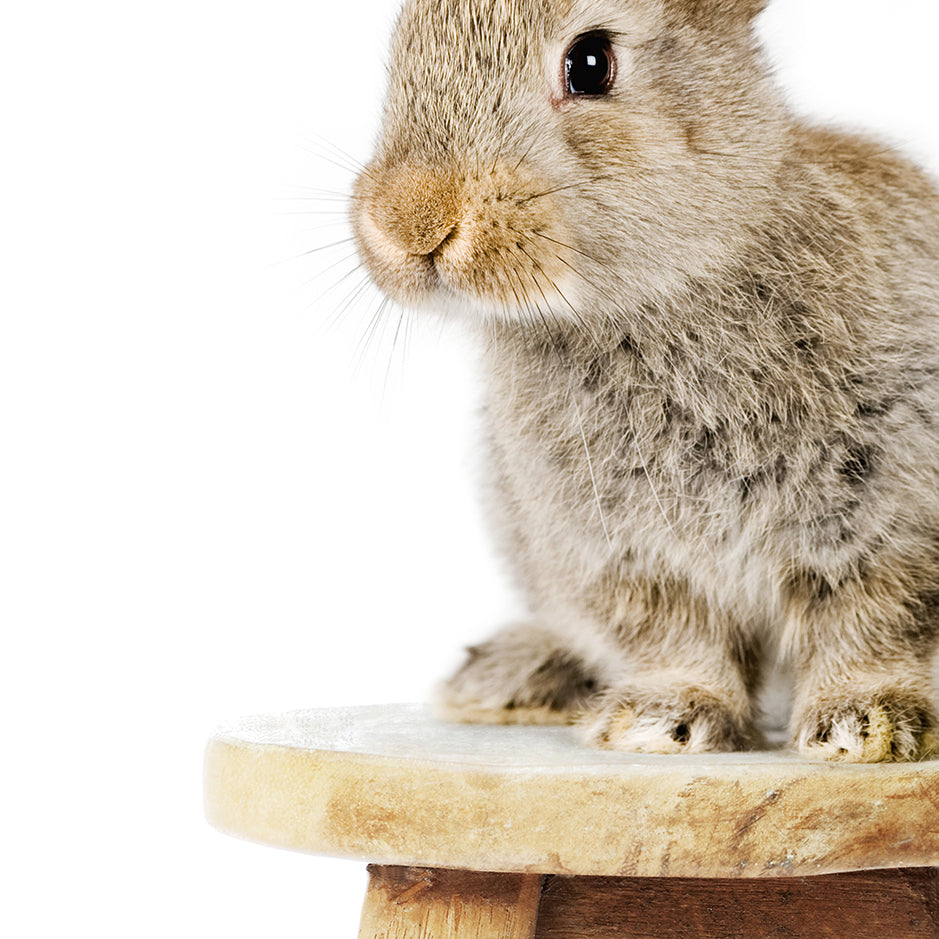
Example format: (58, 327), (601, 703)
(282, 208), (353, 217)
(515, 242), (603, 351)
(515, 249), (558, 330)
(384, 304), (411, 392)
(291, 224), (355, 243)
(508, 265), (540, 334)
(526, 230), (655, 331)
(303, 249), (362, 291)
(305, 132), (373, 176)
(314, 258), (364, 308)
(326, 269), (373, 329)
(503, 265), (531, 328)
(512, 137), (538, 174)
(512, 254), (553, 333)
(278, 237), (355, 266)
(301, 146), (363, 180)
(402, 304), (416, 370)
(527, 229), (608, 267)
(353, 294), (392, 374)
(278, 188), (354, 202)
(516, 176), (612, 205)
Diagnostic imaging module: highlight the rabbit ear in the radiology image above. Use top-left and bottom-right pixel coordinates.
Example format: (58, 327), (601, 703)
(730, 0), (769, 18)
(672, 0), (768, 26)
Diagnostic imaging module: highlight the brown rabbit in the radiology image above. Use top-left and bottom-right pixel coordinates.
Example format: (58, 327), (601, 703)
(351, 0), (939, 761)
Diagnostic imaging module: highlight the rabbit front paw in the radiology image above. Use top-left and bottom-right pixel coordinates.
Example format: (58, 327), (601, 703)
(580, 685), (759, 754)
(434, 624), (602, 725)
(794, 692), (939, 762)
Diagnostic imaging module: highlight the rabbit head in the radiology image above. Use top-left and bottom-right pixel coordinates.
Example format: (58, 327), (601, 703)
(352, 0), (788, 333)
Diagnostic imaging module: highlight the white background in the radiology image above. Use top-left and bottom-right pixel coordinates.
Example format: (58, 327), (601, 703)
(3, 1), (938, 935)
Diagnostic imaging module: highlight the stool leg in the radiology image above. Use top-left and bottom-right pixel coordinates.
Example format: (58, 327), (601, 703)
(357, 865), (543, 939)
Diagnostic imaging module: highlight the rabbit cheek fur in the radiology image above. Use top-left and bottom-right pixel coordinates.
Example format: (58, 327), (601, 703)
(351, 0), (939, 761)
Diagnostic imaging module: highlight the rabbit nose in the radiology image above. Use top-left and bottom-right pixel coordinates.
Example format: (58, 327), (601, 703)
(372, 165), (461, 256)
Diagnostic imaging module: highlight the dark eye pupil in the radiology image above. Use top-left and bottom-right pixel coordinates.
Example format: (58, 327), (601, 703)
(565, 34), (614, 96)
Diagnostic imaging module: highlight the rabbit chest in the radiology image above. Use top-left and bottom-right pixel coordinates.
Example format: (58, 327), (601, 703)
(481, 312), (939, 622)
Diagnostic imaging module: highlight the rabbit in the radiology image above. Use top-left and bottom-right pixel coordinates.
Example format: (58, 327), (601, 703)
(350, 0), (939, 761)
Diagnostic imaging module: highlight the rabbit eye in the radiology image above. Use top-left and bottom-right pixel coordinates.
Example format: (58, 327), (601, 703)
(565, 33), (615, 97)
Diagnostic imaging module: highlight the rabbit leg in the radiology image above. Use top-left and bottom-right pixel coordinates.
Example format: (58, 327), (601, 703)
(579, 578), (764, 753)
(787, 566), (939, 762)
(434, 622), (604, 725)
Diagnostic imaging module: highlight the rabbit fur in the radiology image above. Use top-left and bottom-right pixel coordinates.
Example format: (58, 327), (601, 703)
(351, 0), (939, 761)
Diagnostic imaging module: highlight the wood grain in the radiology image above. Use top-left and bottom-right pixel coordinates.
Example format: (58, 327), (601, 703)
(358, 865), (543, 939)
(205, 706), (939, 878)
(534, 868), (939, 938)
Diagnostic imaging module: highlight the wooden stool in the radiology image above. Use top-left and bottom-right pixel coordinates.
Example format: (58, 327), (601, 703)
(204, 705), (939, 938)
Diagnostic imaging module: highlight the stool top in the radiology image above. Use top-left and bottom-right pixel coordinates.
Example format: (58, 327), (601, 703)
(204, 704), (939, 879)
